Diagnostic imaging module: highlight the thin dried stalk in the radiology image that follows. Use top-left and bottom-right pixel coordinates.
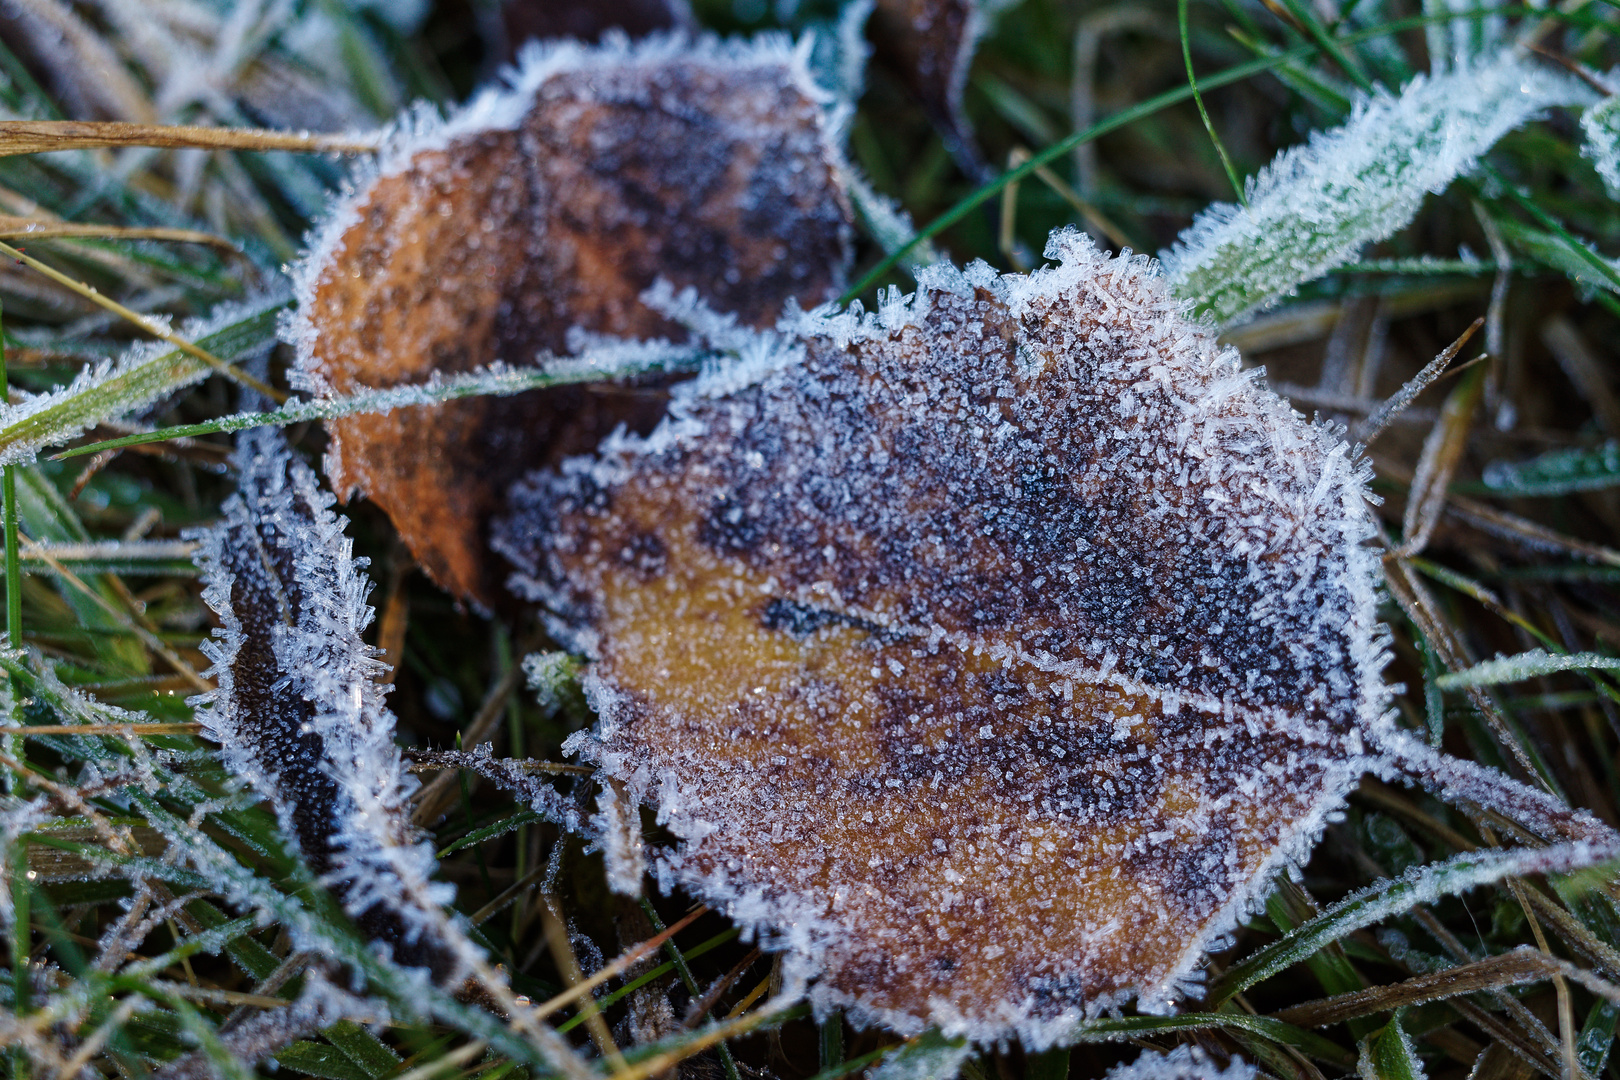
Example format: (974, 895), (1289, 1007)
(1395, 362), (1486, 558)
(0, 215), (239, 255)
(0, 120), (379, 158)
(1355, 318), (1480, 445)
(1274, 947), (1616, 1028)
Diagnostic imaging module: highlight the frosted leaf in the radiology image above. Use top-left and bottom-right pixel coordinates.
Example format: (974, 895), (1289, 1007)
(1103, 1046), (1254, 1080)
(288, 32), (854, 607)
(187, 427), (455, 976)
(497, 228), (1620, 1045)
(495, 230), (1393, 1043)
(1581, 94), (1620, 199)
(1161, 55), (1595, 325)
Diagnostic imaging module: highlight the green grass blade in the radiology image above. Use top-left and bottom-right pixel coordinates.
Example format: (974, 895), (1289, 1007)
(1359, 1011), (1426, 1080)
(1483, 441), (1620, 496)
(1180, 0), (1246, 203)
(0, 298), (286, 467)
(1207, 843), (1620, 1006)
(1075, 1013), (1353, 1065)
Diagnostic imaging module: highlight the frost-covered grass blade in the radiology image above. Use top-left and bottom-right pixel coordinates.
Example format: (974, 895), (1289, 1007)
(1483, 441), (1620, 496)
(1160, 56), (1595, 324)
(1435, 649), (1620, 689)
(0, 297), (285, 467)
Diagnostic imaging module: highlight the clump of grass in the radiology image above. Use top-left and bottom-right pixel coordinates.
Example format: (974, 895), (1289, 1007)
(2, 3), (1620, 1080)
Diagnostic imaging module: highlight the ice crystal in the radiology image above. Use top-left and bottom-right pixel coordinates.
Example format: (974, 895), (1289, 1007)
(1582, 94), (1620, 199)
(188, 427), (455, 975)
(1162, 55), (1595, 324)
(496, 230), (1394, 1043)
(288, 31), (854, 606)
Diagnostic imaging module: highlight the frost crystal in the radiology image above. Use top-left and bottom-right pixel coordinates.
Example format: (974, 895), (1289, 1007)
(1162, 55), (1595, 324)
(495, 230), (1393, 1044)
(287, 31), (854, 606)
(188, 428), (455, 975)
(1582, 94), (1620, 199)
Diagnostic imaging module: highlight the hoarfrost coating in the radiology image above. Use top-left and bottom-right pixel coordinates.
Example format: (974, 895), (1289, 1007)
(495, 230), (1394, 1044)
(1161, 54), (1596, 325)
(187, 428), (456, 977)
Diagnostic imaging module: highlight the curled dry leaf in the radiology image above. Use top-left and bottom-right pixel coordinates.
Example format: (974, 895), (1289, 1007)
(289, 35), (854, 608)
(497, 229), (1620, 1043)
(495, 231), (1391, 1041)
(870, 0), (989, 174)
(189, 427), (455, 976)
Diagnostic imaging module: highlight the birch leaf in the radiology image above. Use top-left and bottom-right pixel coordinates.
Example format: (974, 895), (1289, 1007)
(496, 227), (1620, 1045)
(495, 230), (1394, 1042)
(290, 34), (854, 608)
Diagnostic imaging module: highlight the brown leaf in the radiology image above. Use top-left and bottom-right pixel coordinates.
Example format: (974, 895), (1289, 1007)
(870, 0), (988, 175)
(291, 37), (853, 607)
(494, 232), (1392, 1042)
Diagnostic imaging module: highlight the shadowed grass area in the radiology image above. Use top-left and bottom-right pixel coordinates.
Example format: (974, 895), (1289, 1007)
(0, 2), (1618, 1079)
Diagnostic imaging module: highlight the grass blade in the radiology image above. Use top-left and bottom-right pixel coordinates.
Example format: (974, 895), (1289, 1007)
(1162, 57), (1592, 324)
(0, 297), (285, 467)
(1207, 842), (1620, 1007)
(1483, 441), (1620, 496)
(1436, 649), (1620, 690)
